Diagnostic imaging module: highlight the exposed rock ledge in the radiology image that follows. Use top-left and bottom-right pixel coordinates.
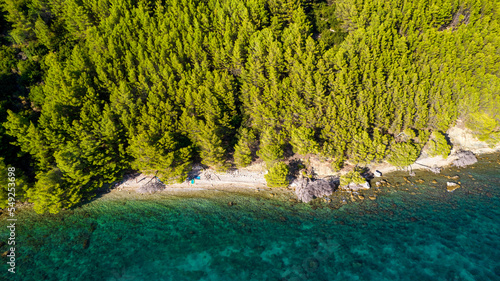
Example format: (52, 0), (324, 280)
(291, 177), (337, 203)
(452, 150), (478, 168)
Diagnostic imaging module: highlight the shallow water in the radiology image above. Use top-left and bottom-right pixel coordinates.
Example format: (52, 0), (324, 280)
(1, 154), (500, 281)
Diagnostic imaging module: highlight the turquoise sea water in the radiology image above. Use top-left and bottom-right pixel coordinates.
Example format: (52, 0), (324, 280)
(1, 154), (500, 281)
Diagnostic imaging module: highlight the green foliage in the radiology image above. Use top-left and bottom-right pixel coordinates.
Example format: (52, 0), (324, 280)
(331, 156), (345, 172)
(372, 128), (391, 162)
(427, 131), (452, 158)
(290, 127), (319, 155)
(257, 129), (284, 166)
(28, 168), (81, 214)
(387, 141), (420, 168)
(129, 134), (192, 183)
(234, 128), (257, 168)
(466, 112), (500, 146)
(198, 121), (226, 171)
(311, 1), (348, 47)
(416, 130), (432, 146)
(1, 0), (499, 212)
(347, 130), (374, 165)
(264, 162), (289, 188)
(339, 170), (366, 187)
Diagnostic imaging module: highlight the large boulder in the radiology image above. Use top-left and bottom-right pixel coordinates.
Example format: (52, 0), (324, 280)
(344, 182), (370, 191)
(293, 178), (336, 203)
(446, 182), (460, 192)
(452, 150), (477, 168)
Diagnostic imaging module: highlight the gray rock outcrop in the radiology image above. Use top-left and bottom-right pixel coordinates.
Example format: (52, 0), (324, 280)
(293, 178), (336, 203)
(452, 150), (478, 168)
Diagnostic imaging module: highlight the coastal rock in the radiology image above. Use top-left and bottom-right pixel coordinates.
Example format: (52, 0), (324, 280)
(430, 166), (442, 174)
(452, 150), (478, 168)
(446, 182), (460, 192)
(343, 182), (370, 191)
(294, 178), (336, 203)
(374, 170), (382, 177)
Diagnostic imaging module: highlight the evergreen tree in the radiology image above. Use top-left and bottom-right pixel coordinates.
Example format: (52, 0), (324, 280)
(264, 161), (289, 187)
(234, 128), (257, 168)
(198, 121), (226, 170)
(0, 0), (499, 212)
(257, 128), (284, 166)
(427, 131), (452, 158)
(387, 141), (420, 168)
(290, 127), (319, 155)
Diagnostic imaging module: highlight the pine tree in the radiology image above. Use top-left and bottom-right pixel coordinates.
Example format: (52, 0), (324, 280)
(257, 128), (284, 166)
(28, 169), (82, 214)
(264, 162), (289, 187)
(427, 131), (452, 158)
(387, 141), (420, 168)
(198, 120), (226, 170)
(234, 128), (257, 168)
(290, 127), (319, 155)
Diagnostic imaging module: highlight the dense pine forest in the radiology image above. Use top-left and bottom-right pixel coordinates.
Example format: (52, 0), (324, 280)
(0, 0), (499, 213)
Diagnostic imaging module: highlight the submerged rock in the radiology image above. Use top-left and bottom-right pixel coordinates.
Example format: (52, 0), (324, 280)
(452, 150), (478, 168)
(446, 182), (460, 192)
(346, 182), (370, 191)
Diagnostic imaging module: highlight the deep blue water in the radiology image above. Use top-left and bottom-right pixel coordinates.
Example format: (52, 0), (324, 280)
(1, 154), (500, 281)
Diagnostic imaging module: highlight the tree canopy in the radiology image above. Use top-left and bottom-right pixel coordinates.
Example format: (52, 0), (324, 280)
(0, 0), (499, 212)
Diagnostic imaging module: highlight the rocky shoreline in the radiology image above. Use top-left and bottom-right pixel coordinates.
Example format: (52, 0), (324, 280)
(110, 124), (500, 203)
